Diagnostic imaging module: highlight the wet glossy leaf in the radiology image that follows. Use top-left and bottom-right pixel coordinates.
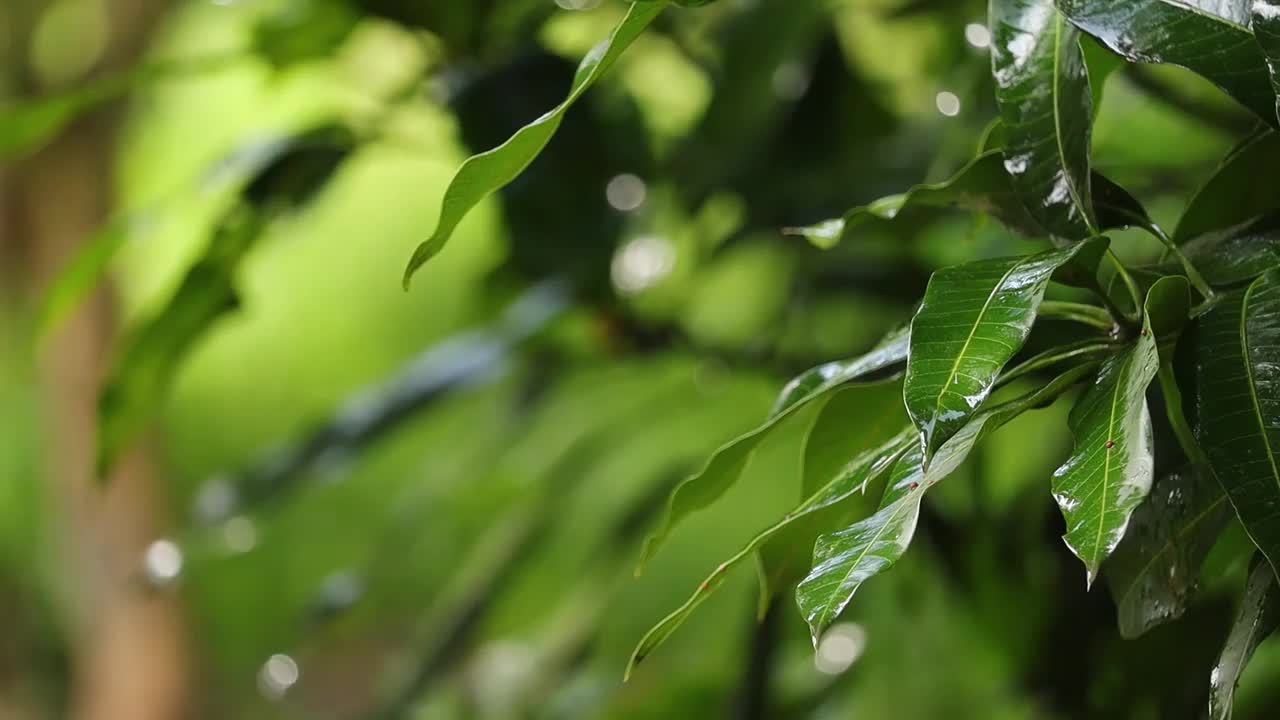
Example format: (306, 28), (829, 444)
(625, 382), (909, 678)
(1055, 0), (1278, 126)
(1196, 270), (1280, 577)
(796, 365), (1093, 643)
(1209, 556), (1280, 720)
(905, 240), (1102, 462)
(637, 327), (909, 568)
(755, 382), (910, 607)
(1254, 1), (1280, 124)
(992, 0), (1096, 239)
(1175, 129), (1280, 244)
(402, 1), (666, 288)
(1106, 465), (1232, 639)
(1051, 288), (1164, 584)
(785, 151), (1042, 249)
(1183, 212), (1280, 286)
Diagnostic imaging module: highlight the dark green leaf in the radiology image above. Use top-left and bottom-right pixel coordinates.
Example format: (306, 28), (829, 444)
(1106, 465), (1232, 638)
(1175, 129), (1280, 244)
(1055, 0), (1278, 126)
(1254, 1), (1280, 125)
(784, 151), (1043, 249)
(796, 365), (1093, 643)
(637, 327), (909, 569)
(1209, 556), (1280, 720)
(402, 1), (666, 288)
(905, 240), (1103, 462)
(1197, 269), (1280, 578)
(1051, 282), (1166, 584)
(625, 382), (909, 678)
(1183, 212), (1280, 286)
(992, 0), (1097, 239)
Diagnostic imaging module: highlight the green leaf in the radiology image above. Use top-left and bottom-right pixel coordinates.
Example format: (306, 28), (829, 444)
(1183, 212), (1280, 286)
(754, 381), (910, 608)
(402, 1), (666, 288)
(97, 206), (264, 474)
(1209, 556), (1280, 720)
(1106, 464), (1231, 639)
(905, 240), (1103, 462)
(796, 365), (1093, 643)
(992, 0), (1097, 239)
(637, 327), (909, 569)
(1175, 129), (1280, 244)
(37, 129), (337, 338)
(1054, 0), (1279, 126)
(1197, 269), (1280, 578)
(625, 382), (909, 679)
(1051, 281), (1168, 584)
(784, 151), (1043, 249)
(1254, 1), (1280, 124)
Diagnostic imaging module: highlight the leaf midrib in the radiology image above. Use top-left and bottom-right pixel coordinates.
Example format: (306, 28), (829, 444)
(1115, 493), (1228, 608)
(926, 260), (1026, 441)
(1240, 278), (1280, 497)
(1051, 12), (1096, 232)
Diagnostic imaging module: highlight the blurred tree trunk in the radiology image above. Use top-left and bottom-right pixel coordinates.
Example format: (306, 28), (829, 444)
(1, 0), (192, 718)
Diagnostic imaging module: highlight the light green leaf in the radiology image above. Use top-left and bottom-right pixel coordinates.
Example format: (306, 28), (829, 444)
(905, 239), (1103, 462)
(1106, 464), (1231, 638)
(1055, 0), (1278, 126)
(1051, 281), (1167, 584)
(637, 326), (909, 569)
(992, 0), (1097, 239)
(1209, 556), (1280, 720)
(625, 381), (909, 679)
(796, 365), (1094, 644)
(1197, 269), (1280, 577)
(402, 1), (666, 288)
(784, 151), (1043, 249)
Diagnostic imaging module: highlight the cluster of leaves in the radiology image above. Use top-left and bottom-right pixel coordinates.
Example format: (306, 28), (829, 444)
(381, 0), (1280, 715)
(10, 0), (1280, 715)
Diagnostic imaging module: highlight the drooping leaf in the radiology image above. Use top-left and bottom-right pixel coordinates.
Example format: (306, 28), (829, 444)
(796, 365), (1094, 644)
(905, 239), (1103, 462)
(1051, 283), (1166, 584)
(637, 327), (910, 569)
(402, 1), (666, 288)
(1106, 465), (1232, 639)
(784, 151), (1043, 249)
(625, 382), (909, 678)
(1254, 1), (1280, 124)
(1209, 556), (1280, 720)
(1197, 269), (1280, 577)
(1183, 212), (1280, 286)
(1054, 0), (1278, 126)
(992, 0), (1097, 239)
(1175, 128), (1280, 244)
(754, 381), (910, 608)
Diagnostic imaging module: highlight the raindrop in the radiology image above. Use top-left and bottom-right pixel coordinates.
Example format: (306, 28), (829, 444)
(815, 623), (867, 675)
(143, 539), (183, 587)
(605, 173), (647, 212)
(965, 23), (992, 49)
(193, 475), (239, 526)
(771, 61), (810, 101)
(935, 91), (962, 118)
(222, 516), (258, 554)
(258, 654), (300, 700)
(611, 235), (676, 294)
